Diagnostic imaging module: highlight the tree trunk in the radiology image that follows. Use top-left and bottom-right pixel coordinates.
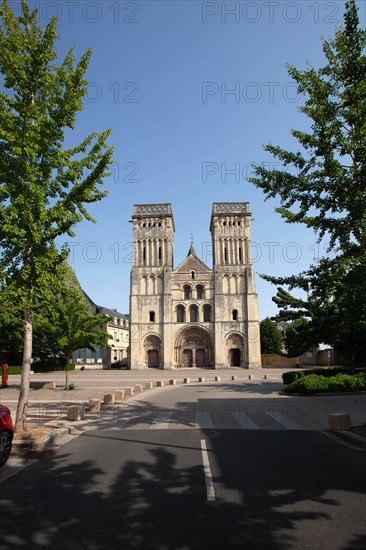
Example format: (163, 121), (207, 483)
(65, 353), (71, 389)
(14, 308), (32, 433)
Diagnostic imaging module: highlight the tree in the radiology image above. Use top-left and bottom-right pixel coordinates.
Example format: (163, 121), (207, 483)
(249, 1), (366, 367)
(0, 0), (113, 431)
(260, 317), (283, 354)
(285, 318), (313, 358)
(33, 262), (112, 388)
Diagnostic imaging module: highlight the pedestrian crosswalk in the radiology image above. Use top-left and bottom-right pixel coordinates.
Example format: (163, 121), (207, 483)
(100, 407), (309, 431)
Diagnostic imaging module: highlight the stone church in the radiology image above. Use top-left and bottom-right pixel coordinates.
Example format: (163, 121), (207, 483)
(129, 203), (261, 369)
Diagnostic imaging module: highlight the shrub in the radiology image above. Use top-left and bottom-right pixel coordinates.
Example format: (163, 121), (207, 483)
(282, 367), (366, 385)
(285, 374), (330, 395)
(284, 372), (366, 395)
(7, 366), (22, 375)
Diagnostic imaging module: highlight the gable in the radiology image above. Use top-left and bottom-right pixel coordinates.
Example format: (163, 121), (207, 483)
(174, 253), (211, 274)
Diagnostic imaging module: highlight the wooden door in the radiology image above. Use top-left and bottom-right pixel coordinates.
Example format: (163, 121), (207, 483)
(148, 350), (159, 368)
(183, 349), (193, 367)
(196, 349), (205, 367)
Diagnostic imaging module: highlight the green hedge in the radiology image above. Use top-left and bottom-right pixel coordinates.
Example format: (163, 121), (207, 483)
(284, 372), (366, 395)
(33, 362), (75, 373)
(6, 363), (75, 374)
(7, 365), (22, 375)
(282, 367), (366, 385)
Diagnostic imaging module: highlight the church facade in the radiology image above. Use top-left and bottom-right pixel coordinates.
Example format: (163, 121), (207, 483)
(129, 203), (261, 369)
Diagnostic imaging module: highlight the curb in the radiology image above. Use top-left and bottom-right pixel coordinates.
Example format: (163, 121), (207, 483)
(334, 429), (366, 450)
(12, 427), (72, 454)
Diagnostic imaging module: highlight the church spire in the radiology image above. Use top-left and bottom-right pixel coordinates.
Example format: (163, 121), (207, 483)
(187, 242), (196, 257)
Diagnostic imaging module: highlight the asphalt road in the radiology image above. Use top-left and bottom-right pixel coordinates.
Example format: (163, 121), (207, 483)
(1, 383), (365, 549)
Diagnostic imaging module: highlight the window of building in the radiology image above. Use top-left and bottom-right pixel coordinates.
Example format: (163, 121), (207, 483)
(177, 305), (185, 323)
(191, 271), (195, 280)
(190, 305), (198, 323)
(143, 246), (146, 262)
(203, 304), (212, 322)
(149, 311), (155, 322)
(159, 246), (162, 261)
(232, 309), (238, 321)
(183, 285), (191, 300)
(239, 247), (242, 262)
(196, 285), (204, 300)
(224, 247), (227, 262)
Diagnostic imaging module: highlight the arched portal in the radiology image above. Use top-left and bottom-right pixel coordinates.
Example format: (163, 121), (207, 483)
(144, 334), (162, 368)
(226, 333), (245, 367)
(175, 326), (214, 368)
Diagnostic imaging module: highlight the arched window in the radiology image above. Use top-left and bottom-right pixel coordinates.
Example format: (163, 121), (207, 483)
(191, 271), (196, 280)
(149, 311), (155, 323)
(196, 285), (204, 300)
(190, 305), (198, 323)
(203, 304), (212, 322)
(183, 285), (191, 300)
(232, 309), (238, 321)
(177, 305), (185, 323)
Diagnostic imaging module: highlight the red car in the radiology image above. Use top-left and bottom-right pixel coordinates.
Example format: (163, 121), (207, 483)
(0, 405), (14, 467)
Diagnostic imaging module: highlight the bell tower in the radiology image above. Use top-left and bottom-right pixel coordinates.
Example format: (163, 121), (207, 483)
(129, 204), (175, 369)
(210, 203), (261, 368)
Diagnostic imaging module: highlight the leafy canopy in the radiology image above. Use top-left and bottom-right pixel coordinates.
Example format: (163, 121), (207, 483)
(249, 1), (366, 364)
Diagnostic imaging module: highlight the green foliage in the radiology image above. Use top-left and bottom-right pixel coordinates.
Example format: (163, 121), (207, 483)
(260, 317), (283, 354)
(248, 1), (366, 366)
(7, 366), (22, 375)
(284, 372), (366, 395)
(0, 0), (113, 295)
(0, 302), (23, 362)
(32, 360), (75, 373)
(33, 261), (112, 367)
(282, 367), (347, 385)
(285, 318), (313, 357)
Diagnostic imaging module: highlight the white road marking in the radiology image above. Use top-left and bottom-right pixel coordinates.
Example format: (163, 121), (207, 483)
(201, 439), (215, 502)
(230, 411), (259, 430)
(195, 412), (214, 429)
(102, 411), (136, 430)
(265, 411), (302, 430)
(150, 411), (172, 429)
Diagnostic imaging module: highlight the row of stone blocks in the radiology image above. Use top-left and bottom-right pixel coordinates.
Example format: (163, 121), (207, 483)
(66, 375), (270, 421)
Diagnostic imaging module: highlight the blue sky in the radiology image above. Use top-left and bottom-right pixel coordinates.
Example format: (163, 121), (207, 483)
(11, 0), (366, 318)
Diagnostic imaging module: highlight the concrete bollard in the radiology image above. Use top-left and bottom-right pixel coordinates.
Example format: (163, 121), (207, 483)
(156, 381), (164, 387)
(88, 399), (101, 412)
(135, 384), (143, 393)
(215, 376), (221, 382)
(183, 378), (190, 384)
(67, 405), (85, 421)
(124, 387), (135, 396)
(231, 376), (237, 381)
(249, 375), (253, 380)
(263, 374), (268, 380)
(198, 377), (205, 383)
(145, 382), (153, 390)
(328, 413), (352, 432)
(169, 379), (176, 385)
(114, 390), (125, 401)
(104, 393), (115, 405)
